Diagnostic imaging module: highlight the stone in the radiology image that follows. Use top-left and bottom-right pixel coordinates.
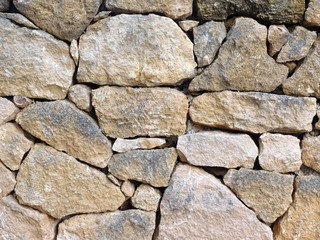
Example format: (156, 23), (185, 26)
(78, 14), (196, 87)
(301, 134), (320, 172)
(16, 100), (112, 168)
(15, 144), (125, 219)
(70, 40), (79, 65)
(259, 133), (302, 173)
(0, 0), (9, 11)
(274, 175), (320, 239)
(131, 184), (161, 211)
(190, 91), (317, 134)
(305, 0), (320, 26)
(13, 0), (102, 41)
(156, 164), (273, 240)
(224, 169), (294, 224)
(0, 162), (16, 198)
(0, 13), (39, 29)
(316, 108), (320, 129)
(107, 174), (121, 187)
(0, 97), (19, 125)
(277, 26), (317, 63)
(178, 20), (199, 31)
(189, 18), (288, 92)
(113, 138), (166, 153)
(13, 96), (33, 108)
(67, 84), (92, 112)
(109, 148), (177, 187)
(57, 210), (155, 240)
(92, 11), (111, 22)
(92, 87), (188, 138)
(177, 131), (258, 168)
(0, 196), (56, 240)
(193, 21), (226, 67)
(0, 17), (74, 100)
(268, 25), (290, 56)
(121, 180), (136, 197)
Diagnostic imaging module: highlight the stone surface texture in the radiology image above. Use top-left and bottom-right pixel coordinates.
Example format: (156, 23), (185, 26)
(301, 134), (320, 172)
(0, 97), (19, 125)
(0, 162), (16, 198)
(178, 20), (199, 31)
(0, 0), (9, 11)
(67, 84), (92, 112)
(121, 180), (136, 197)
(131, 184), (161, 211)
(70, 39), (79, 65)
(268, 25), (290, 56)
(305, 0), (320, 26)
(112, 138), (166, 152)
(0, 13), (39, 29)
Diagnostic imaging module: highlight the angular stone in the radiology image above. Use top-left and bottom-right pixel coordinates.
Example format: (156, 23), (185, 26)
(178, 20), (199, 31)
(92, 11), (111, 22)
(189, 18), (288, 92)
(0, 13), (39, 29)
(13, 96), (33, 108)
(177, 131), (258, 168)
(259, 133), (302, 173)
(107, 174), (121, 187)
(78, 14), (196, 87)
(0, 0), (9, 11)
(67, 84), (92, 112)
(268, 25), (290, 56)
(70, 39), (79, 65)
(113, 138), (166, 153)
(16, 100), (112, 168)
(13, 0), (102, 41)
(0, 17), (74, 100)
(15, 144), (125, 219)
(57, 210), (155, 240)
(157, 164), (273, 240)
(121, 180), (136, 197)
(0, 97), (19, 125)
(131, 184), (161, 212)
(109, 148), (177, 187)
(304, 0), (320, 26)
(92, 87), (188, 138)
(301, 134), (320, 172)
(0, 162), (16, 198)
(190, 91), (317, 134)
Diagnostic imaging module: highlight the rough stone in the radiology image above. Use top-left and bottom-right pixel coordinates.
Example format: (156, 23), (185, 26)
(157, 164), (273, 240)
(67, 84), (92, 112)
(189, 18), (288, 92)
(121, 180), (136, 197)
(177, 131), (258, 168)
(109, 148), (177, 187)
(316, 108), (320, 129)
(107, 174), (121, 187)
(13, 96), (33, 108)
(0, 162), (16, 198)
(190, 91), (317, 134)
(268, 25), (290, 56)
(92, 11), (111, 22)
(0, 13), (39, 29)
(131, 184), (161, 211)
(113, 138), (166, 153)
(15, 144), (125, 219)
(78, 14), (196, 87)
(304, 0), (320, 26)
(70, 39), (79, 65)
(0, 0), (9, 11)
(16, 100), (112, 168)
(178, 20), (199, 31)
(92, 87), (188, 138)
(0, 97), (19, 125)
(301, 134), (320, 172)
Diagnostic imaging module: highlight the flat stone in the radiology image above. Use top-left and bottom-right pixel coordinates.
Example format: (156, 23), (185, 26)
(15, 144), (125, 219)
(113, 138), (166, 153)
(178, 20), (199, 31)
(13, 96), (33, 108)
(189, 91), (317, 134)
(0, 13), (39, 29)
(13, 0), (102, 41)
(121, 180), (136, 197)
(131, 184), (161, 212)
(268, 25), (290, 56)
(259, 133), (302, 173)
(189, 17), (288, 92)
(0, 97), (19, 125)
(16, 100), (112, 168)
(177, 131), (258, 168)
(301, 134), (320, 172)
(305, 0), (320, 26)
(67, 84), (92, 112)
(0, 0), (9, 11)
(156, 164), (273, 240)
(70, 40), (79, 65)
(92, 87), (188, 138)
(57, 210), (155, 240)
(78, 14), (196, 87)
(0, 162), (16, 198)
(109, 148), (177, 187)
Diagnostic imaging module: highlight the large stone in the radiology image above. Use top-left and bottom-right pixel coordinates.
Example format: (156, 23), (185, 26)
(305, 0), (320, 26)
(189, 18), (288, 92)
(224, 169), (294, 224)
(0, 0), (9, 11)
(15, 144), (125, 219)
(0, 162), (16, 198)
(57, 210), (155, 240)
(301, 134), (320, 172)
(131, 184), (161, 212)
(16, 100), (112, 168)
(109, 148), (177, 187)
(189, 91), (317, 134)
(92, 87), (188, 138)
(13, 0), (102, 41)
(268, 25), (290, 56)
(113, 138), (166, 153)
(156, 164), (273, 240)
(0, 97), (19, 125)
(177, 131), (258, 168)
(77, 14), (196, 87)
(67, 84), (92, 112)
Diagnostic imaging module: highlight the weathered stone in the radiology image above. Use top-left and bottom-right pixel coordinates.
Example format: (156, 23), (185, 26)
(92, 11), (111, 22)
(15, 144), (125, 219)
(0, 97), (19, 125)
(259, 133), (302, 173)
(190, 91), (317, 134)
(0, 17), (74, 100)
(107, 174), (121, 187)
(177, 131), (258, 168)
(0, 162), (16, 198)
(67, 84), (92, 112)
(13, 0), (102, 41)
(0, 0), (9, 11)
(316, 108), (320, 129)
(0, 123), (34, 171)
(0, 13), (39, 29)
(274, 175), (320, 239)
(113, 138), (166, 153)
(301, 134), (320, 172)
(57, 210), (155, 240)
(299, 165), (320, 177)
(193, 21), (226, 67)
(305, 0), (320, 26)
(268, 25), (290, 56)
(13, 96), (33, 108)
(109, 148), (177, 187)
(157, 164), (273, 240)
(16, 100), (112, 168)
(70, 39), (79, 65)
(131, 184), (161, 212)
(93, 87), (188, 138)
(121, 180), (136, 197)
(189, 18), (288, 92)
(224, 169), (294, 224)
(285, 62), (297, 75)
(178, 20), (199, 31)
(78, 14), (196, 87)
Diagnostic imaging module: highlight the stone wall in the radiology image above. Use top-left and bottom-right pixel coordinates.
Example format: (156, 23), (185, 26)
(0, 0), (320, 239)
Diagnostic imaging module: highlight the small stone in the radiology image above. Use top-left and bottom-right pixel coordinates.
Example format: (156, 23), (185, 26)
(177, 131), (258, 168)
(299, 165), (320, 177)
(0, 97), (19, 125)
(268, 25), (290, 56)
(0, 13), (39, 29)
(0, 0), (9, 11)
(107, 174), (121, 187)
(112, 138), (166, 153)
(70, 40), (79, 66)
(121, 180), (136, 197)
(0, 162), (16, 198)
(284, 62), (297, 75)
(304, 0), (320, 26)
(92, 11), (111, 22)
(67, 84), (92, 112)
(316, 108), (320, 129)
(131, 184), (161, 212)
(13, 96), (33, 108)
(301, 134), (320, 172)
(178, 20), (199, 31)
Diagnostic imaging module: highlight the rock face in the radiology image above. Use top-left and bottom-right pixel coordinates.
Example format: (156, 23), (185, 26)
(0, 0), (9, 11)
(113, 138), (166, 153)
(78, 14), (196, 87)
(157, 164), (273, 240)
(301, 135), (320, 172)
(15, 144), (125, 219)
(0, 162), (16, 198)
(268, 25), (290, 56)
(0, 97), (19, 125)
(131, 184), (161, 211)
(92, 87), (188, 138)
(67, 84), (92, 112)
(305, 0), (320, 26)
(16, 100), (112, 168)
(177, 131), (258, 168)
(189, 91), (317, 134)
(189, 18), (288, 92)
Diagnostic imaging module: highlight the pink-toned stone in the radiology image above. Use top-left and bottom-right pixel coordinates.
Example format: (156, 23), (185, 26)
(0, 97), (19, 125)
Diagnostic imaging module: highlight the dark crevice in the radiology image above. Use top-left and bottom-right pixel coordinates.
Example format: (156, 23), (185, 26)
(152, 210), (162, 240)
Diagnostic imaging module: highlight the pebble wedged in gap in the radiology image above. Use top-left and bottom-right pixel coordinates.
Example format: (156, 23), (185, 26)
(67, 84), (92, 112)
(268, 25), (290, 56)
(131, 184), (161, 211)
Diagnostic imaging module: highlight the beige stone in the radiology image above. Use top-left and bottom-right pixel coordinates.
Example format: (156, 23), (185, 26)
(259, 133), (302, 173)
(107, 174), (121, 187)
(13, 96), (33, 108)
(15, 144), (125, 219)
(121, 180), (136, 197)
(0, 0), (9, 11)
(78, 14), (196, 87)
(92, 11), (111, 22)
(16, 100), (112, 168)
(70, 40), (79, 66)
(67, 84), (92, 112)
(268, 25), (290, 56)
(156, 164), (273, 240)
(0, 97), (19, 125)
(131, 184), (161, 212)
(113, 138), (166, 153)
(305, 0), (320, 26)
(189, 18), (288, 92)
(0, 13), (39, 29)
(0, 162), (16, 198)
(93, 87), (188, 138)
(190, 91), (317, 134)
(301, 134), (320, 172)
(316, 108), (320, 129)
(178, 20), (199, 31)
